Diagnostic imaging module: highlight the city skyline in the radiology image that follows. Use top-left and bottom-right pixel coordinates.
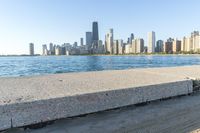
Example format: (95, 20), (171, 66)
(0, 0), (200, 55)
(38, 21), (200, 56)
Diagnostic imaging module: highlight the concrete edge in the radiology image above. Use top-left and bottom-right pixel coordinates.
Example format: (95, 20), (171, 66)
(0, 79), (193, 131)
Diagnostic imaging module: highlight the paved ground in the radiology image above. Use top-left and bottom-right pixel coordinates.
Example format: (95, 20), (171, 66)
(3, 92), (200, 133)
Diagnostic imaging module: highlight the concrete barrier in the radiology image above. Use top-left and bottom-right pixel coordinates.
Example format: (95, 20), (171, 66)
(0, 66), (197, 131)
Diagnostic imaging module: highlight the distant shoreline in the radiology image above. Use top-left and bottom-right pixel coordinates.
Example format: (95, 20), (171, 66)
(0, 53), (200, 57)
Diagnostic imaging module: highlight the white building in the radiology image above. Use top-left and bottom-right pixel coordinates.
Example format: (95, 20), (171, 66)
(132, 39), (137, 54)
(136, 38), (144, 53)
(42, 44), (48, 56)
(125, 44), (131, 54)
(147, 31), (156, 53)
(55, 46), (61, 55)
(105, 29), (114, 54)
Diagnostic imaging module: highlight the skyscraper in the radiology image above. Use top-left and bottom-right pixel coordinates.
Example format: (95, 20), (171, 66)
(92, 21), (99, 42)
(113, 40), (119, 55)
(42, 44), (48, 55)
(164, 38), (174, 54)
(147, 31), (156, 53)
(49, 43), (54, 55)
(118, 40), (124, 54)
(191, 31), (200, 52)
(105, 29), (114, 54)
(91, 22), (99, 51)
(29, 43), (34, 56)
(80, 38), (84, 46)
(86, 32), (92, 47)
(136, 38), (144, 53)
(128, 33), (134, 44)
(172, 39), (181, 53)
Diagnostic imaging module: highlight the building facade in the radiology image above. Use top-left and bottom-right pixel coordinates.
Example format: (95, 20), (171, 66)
(105, 29), (114, 54)
(156, 40), (163, 53)
(172, 39), (181, 53)
(42, 44), (48, 56)
(86, 32), (92, 48)
(29, 43), (34, 56)
(147, 31), (156, 53)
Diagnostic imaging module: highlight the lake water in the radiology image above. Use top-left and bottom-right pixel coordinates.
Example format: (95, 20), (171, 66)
(0, 55), (200, 77)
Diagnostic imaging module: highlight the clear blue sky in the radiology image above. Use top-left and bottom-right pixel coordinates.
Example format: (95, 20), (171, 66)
(0, 0), (200, 55)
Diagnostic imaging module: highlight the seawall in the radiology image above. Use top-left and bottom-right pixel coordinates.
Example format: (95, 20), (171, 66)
(1, 66), (200, 131)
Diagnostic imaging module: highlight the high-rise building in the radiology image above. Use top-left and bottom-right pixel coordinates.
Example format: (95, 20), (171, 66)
(191, 31), (200, 52)
(125, 44), (131, 54)
(131, 39), (137, 53)
(147, 31), (156, 53)
(131, 38), (144, 54)
(80, 38), (84, 46)
(164, 38), (174, 54)
(127, 33), (134, 44)
(105, 29), (114, 54)
(73, 42), (78, 48)
(92, 22), (99, 42)
(156, 40), (164, 53)
(113, 40), (119, 55)
(181, 37), (187, 52)
(181, 31), (200, 52)
(181, 37), (194, 52)
(86, 32), (92, 47)
(55, 45), (61, 55)
(118, 40), (124, 54)
(136, 38), (144, 53)
(49, 43), (54, 55)
(29, 43), (34, 56)
(96, 40), (104, 54)
(42, 44), (48, 56)
(172, 39), (181, 53)
(92, 22), (99, 50)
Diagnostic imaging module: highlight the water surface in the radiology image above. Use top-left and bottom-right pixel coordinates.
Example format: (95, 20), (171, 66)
(0, 55), (199, 77)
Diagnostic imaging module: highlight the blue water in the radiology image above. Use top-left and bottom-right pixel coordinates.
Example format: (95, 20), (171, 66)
(0, 55), (200, 77)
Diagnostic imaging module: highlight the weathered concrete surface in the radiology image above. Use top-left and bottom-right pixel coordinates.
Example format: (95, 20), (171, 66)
(4, 92), (200, 133)
(0, 66), (198, 131)
(141, 65), (200, 79)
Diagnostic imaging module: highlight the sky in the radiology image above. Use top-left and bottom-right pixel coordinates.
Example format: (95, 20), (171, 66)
(0, 0), (200, 55)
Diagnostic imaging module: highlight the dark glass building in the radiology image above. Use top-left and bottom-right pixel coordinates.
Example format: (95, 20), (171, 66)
(92, 22), (99, 42)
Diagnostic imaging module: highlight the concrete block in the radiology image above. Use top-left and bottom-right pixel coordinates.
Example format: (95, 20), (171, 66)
(0, 66), (196, 130)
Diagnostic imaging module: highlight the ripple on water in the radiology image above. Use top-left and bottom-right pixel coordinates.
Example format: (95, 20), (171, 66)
(0, 55), (200, 77)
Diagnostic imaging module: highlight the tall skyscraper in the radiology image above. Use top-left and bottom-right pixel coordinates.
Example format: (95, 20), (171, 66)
(86, 32), (92, 47)
(91, 22), (99, 51)
(105, 29), (114, 54)
(29, 43), (34, 56)
(80, 38), (84, 46)
(147, 31), (156, 53)
(128, 33), (134, 44)
(92, 21), (99, 42)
